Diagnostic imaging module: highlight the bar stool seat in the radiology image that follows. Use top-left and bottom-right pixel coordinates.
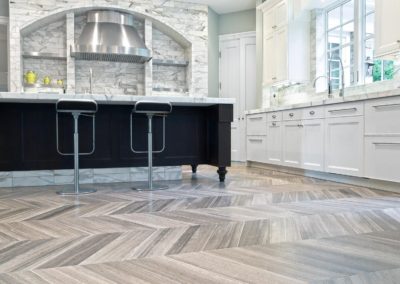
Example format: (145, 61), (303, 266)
(56, 99), (98, 195)
(130, 100), (172, 191)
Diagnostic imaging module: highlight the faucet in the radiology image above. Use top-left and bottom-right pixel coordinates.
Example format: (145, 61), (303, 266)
(330, 56), (345, 97)
(313, 75), (332, 97)
(89, 68), (93, 94)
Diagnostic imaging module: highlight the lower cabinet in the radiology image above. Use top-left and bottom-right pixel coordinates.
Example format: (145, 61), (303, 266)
(266, 121), (283, 165)
(301, 119), (324, 171)
(325, 116), (364, 177)
(365, 137), (400, 183)
(246, 136), (267, 163)
(282, 120), (302, 168)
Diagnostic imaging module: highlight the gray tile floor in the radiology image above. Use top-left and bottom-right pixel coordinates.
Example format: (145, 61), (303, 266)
(0, 165), (399, 283)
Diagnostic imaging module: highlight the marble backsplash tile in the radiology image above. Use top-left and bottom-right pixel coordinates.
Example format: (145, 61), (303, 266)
(0, 166), (182, 188)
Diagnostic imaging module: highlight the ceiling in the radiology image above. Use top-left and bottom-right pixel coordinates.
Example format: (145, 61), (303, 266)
(187, 0), (257, 14)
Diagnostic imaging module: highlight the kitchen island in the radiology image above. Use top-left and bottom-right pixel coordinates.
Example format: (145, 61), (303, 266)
(0, 93), (234, 183)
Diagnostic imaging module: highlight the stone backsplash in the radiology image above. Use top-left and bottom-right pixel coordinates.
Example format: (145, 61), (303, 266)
(10, 0), (208, 96)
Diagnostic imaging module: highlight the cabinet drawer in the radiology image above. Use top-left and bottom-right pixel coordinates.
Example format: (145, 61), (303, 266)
(267, 112), (282, 121)
(247, 114), (267, 136)
(365, 137), (400, 183)
(365, 97), (400, 135)
(325, 102), (364, 117)
(302, 106), (324, 120)
(282, 109), (303, 121)
(247, 136), (267, 163)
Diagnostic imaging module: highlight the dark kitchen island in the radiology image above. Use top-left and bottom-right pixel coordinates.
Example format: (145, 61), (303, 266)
(0, 93), (234, 182)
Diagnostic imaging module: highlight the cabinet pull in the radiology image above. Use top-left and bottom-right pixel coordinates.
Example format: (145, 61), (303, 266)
(289, 113), (294, 117)
(373, 142), (400, 146)
(309, 111), (315, 115)
(372, 103), (400, 109)
(249, 116), (263, 120)
(272, 122), (277, 127)
(272, 114), (277, 119)
(249, 138), (263, 142)
(272, 25), (277, 29)
(297, 124), (304, 128)
(328, 107), (357, 113)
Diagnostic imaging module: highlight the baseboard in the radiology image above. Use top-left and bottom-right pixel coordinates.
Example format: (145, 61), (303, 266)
(247, 161), (400, 194)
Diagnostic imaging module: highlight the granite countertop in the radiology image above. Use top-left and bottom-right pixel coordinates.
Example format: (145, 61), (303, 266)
(246, 88), (400, 115)
(0, 92), (235, 106)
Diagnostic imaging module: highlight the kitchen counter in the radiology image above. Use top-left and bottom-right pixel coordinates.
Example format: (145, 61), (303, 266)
(246, 88), (400, 114)
(0, 92), (235, 106)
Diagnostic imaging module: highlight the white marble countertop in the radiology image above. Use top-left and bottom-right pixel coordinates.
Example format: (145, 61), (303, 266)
(0, 92), (235, 106)
(246, 88), (400, 115)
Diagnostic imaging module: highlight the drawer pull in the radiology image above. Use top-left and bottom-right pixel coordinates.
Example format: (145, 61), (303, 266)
(328, 107), (357, 113)
(272, 122), (277, 127)
(297, 124), (304, 128)
(249, 116), (263, 120)
(309, 111), (315, 115)
(272, 114), (277, 119)
(289, 113), (294, 117)
(373, 142), (400, 146)
(248, 138), (263, 142)
(372, 103), (400, 109)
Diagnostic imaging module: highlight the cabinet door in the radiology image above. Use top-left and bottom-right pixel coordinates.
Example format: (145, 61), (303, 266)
(266, 121), (282, 165)
(301, 119), (324, 171)
(282, 120), (302, 168)
(274, 0), (288, 29)
(263, 7), (275, 37)
(365, 137), (400, 183)
(263, 33), (275, 85)
(247, 136), (267, 163)
(275, 26), (288, 83)
(325, 116), (364, 177)
(375, 0), (400, 58)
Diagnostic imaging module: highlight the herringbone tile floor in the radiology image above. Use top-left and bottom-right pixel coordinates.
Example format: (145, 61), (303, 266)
(0, 165), (399, 283)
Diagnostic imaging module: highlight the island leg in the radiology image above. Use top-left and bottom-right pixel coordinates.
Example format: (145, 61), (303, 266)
(217, 167), (227, 182)
(191, 164), (198, 173)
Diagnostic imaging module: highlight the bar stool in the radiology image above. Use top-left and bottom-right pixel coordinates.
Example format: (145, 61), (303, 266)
(56, 99), (98, 195)
(130, 100), (172, 191)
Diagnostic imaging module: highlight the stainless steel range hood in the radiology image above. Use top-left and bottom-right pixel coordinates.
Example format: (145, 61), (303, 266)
(71, 11), (152, 63)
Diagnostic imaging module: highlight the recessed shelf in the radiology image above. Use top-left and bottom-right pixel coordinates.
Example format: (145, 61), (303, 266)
(23, 52), (67, 60)
(153, 58), (189, 67)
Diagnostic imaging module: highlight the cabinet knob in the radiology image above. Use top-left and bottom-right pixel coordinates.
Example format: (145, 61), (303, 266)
(289, 113), (294, 117)
(272, 115), (276, 119)
(310, 111), (315, 115)
(272, 122), (277, 126)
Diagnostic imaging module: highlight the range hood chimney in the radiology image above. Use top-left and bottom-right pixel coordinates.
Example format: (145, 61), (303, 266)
(71, 11), (152, 63)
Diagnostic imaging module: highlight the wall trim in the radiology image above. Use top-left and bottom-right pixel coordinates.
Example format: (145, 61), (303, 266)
(247, 161), (400, 194)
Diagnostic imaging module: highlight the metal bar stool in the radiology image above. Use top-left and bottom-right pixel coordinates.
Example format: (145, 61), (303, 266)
(130, 100), (172, 191)
(56, 99), (98, 195)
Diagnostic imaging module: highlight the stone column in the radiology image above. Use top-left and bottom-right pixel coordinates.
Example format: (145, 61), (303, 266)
(66, 13), (75, 94)
(144, 18), (152, 96)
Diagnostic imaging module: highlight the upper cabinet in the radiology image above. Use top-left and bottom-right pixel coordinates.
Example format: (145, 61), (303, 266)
(259, 0), (310, 86)
(375, 0), (400, 59)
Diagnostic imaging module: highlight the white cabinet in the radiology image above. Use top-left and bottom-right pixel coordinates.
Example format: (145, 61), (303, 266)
(375, 0), (400, 58)
(259, 0), (309, 86)
(301, 119), (324, 171)
(266, 121), (283, 165)
(247, 136), (267, 163)
(282, 120), (302, 168)
(247, 114), (267, 136)
(365, 137), (400, 183)
(365, 97), (400, 135)
(325, 116), (364, 177)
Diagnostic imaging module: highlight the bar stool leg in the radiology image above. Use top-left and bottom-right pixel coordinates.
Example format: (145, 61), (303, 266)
(133, 115), (168, 191)
(57, 114), (97, 196)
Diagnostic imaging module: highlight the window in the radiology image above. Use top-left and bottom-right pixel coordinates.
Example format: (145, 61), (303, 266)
(325, 0), (396, 91)
(326, 0), (355, 90)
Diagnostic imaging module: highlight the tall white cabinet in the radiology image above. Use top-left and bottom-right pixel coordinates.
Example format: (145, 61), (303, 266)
(219, 32), (256, 162)
(259, 0), (310, 86)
